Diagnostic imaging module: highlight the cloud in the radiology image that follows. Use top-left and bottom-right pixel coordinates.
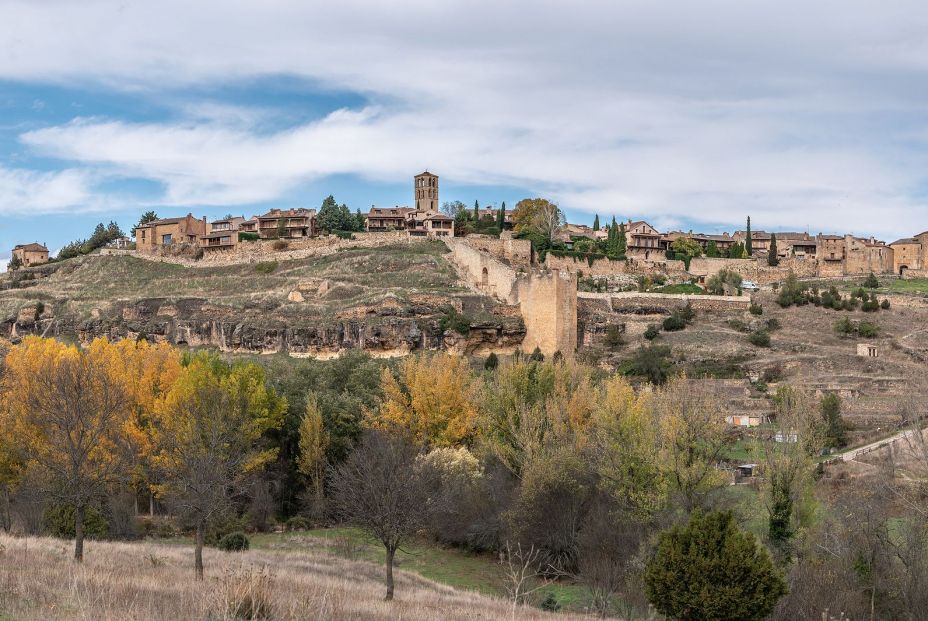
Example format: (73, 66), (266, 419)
(4, 0), (928, 236)
(0, 166), (95, 214)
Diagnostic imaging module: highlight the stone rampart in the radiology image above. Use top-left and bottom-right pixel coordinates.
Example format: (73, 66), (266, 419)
(579, 291), (751, 313)
(688, 256), (817, 284)
(544, 254), (688, 278)
(463, 235), (532, 267)
(443, 237), (521, 303)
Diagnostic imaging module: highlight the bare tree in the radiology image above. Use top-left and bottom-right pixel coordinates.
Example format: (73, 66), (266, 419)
(500, 541), (557, 618)
(330, 430), (427, 601)
(22, 354), (131, 562)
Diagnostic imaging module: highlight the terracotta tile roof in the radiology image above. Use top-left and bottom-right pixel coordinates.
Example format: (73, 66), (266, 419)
(13, 243), (48, 252)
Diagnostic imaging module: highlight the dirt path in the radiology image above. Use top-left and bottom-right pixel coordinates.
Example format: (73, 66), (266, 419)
(839, 428), (914, 462)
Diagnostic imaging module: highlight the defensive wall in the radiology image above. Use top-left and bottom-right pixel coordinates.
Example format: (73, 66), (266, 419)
(578, 291), (752, 313)
(443, 237), (577, 357)
(687, 256), (818, 283)
(544, 253), (687, 278)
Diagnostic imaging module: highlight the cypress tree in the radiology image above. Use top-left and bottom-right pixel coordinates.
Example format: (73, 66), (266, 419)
(745, 216), (753, 256)
(768, 233), (779, 266)
(593, 214), (600, 231)
(474, 200), (480, 220)
(497, 206), (505, 231)
(616, 222), (627, 256)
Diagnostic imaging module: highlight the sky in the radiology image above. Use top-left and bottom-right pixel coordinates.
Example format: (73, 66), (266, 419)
(3, 0), (928, 266)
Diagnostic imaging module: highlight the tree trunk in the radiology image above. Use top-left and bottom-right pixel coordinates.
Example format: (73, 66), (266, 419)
(149, 493), (155, 517)
(194, 519), (205, 581)
(385, 546), (396, 601)
(74, 504), (85, 562)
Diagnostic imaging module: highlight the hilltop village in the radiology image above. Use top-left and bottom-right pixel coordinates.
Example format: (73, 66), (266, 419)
(9, 170), (928, 280)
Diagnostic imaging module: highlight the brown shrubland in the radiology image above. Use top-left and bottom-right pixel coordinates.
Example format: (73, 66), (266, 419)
(0, 533), (596, 621)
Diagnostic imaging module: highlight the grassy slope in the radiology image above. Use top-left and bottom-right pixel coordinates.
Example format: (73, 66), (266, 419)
(0, 241), (466, 322)
(0, 533), (597, 621)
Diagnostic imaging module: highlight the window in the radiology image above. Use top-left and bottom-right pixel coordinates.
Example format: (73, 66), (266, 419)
(161, 233), (173, 245)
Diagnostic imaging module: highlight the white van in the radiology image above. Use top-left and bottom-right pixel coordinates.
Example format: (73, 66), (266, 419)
(742, 280), (760, 292)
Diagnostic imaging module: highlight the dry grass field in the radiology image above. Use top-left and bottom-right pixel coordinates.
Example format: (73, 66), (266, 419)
(0, 534), (597, 621)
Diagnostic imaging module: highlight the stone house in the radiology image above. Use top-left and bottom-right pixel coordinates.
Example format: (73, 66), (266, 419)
(624, 220), (664, 259)
(665, 230), (736, 254)
(11, 242), (49, 267)
(200, 216), (246, 252)
(256, 208), (316, 239)
(889, 231), (928, 276)
(134, 214), (208, 251)
(477, 207), (513, 228)
(366, 206), (415, 232)
(239, 217), (259, 234)
(405, 210), (455, 238)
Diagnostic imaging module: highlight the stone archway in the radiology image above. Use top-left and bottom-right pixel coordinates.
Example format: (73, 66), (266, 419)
(900, 265), (908, 276)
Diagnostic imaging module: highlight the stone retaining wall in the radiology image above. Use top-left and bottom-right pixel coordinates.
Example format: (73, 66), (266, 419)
(579, 291), (751, 313)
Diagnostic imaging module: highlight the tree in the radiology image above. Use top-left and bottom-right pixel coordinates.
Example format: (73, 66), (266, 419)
(821, 392), (847, 449)
(592, 214), (600, 231)
(149, 353), (286, 579)
(371, 353), (478, 448)
(615, 222), (627, 256)
(512, 198), (564, 243)
(670, 236), (703, 259)
(6, 253), (21, 272)
(441, 200), (467, 218)
(5, 337), (132, 562)
(473, 199), (480, 220)
(645, 511), (786, 621)
(135, 211), (159, 230)
(297, 393), (329, 517)
(745, 216), (753, 256)
(317, 195), (355, 233)
(863, 272), (880, 288)
(331, 430), (427, 601)
(484, 352), (499, 370)
(706, 240), (719, 257)
(768, 233), (779, 266)
(497, 205), (506, 231)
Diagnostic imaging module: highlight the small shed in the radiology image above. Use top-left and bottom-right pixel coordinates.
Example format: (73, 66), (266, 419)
(857, 343), (879, 358)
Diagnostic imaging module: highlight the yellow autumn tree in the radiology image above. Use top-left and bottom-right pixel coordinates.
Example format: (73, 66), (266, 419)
(371, 353), (478, 448)
(1, 336), (132, 561)
(149, 352), (286, 579)
(297, 392), (329, 515)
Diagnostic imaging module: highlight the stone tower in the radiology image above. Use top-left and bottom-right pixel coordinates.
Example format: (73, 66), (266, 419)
(415, 171), (438, 211)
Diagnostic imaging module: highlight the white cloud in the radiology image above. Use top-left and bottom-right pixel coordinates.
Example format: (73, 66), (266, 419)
(0, 166), (95, 214)
(3, 0), (928, 236)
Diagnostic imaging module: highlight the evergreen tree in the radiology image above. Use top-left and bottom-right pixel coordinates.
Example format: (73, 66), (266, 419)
(484, 352), (499, 371)
(473, 200), (479, 220)
(645, 511), (785, 621)
(355, 208), (366, 231)
(821, 392), (847, 448)
(616, 222), (627, 256)
(745, 216), (753, 256)
(768, 233), (779, 266)
(497, 206), (505, 231)
(706, 240), (719, 257)
(592, 214), (600, 231)
(135, 211), (159, 230)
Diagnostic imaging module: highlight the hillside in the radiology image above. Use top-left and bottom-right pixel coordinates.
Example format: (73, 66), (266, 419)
(0, 533), (595, 621)
(0, 241), (525, 356)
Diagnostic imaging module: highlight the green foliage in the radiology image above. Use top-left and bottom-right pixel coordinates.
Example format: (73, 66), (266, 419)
(670, 236), (703, 259)
(835, 318), (879, 338)
(254, 261), (278, 274)
(644, 324), (660, 340)
(745, 216), (753, 256)
(42, 504), (109, 539)
(767, 233), (779, 266)
(863, 272), (880, 288)
(706, 240), (720, 257)
(540, 593), (561, 612)
(484, 352), (499, 370)
(767, 470), (793, 545)
(858, 321), (880, 338)
(776, 272), (809, 307)
(821, 392), (847, 449)
(621, 344), (673, 385)
(706, 268), (743, 295)
(317, 195), (364, 233)
(135, 211), (159, 229)
(662, 313), (687, 331)
(880, 298), (891, 309)
(604, 324), (625, 351)
(6, 253), (22, 272)
(644, 511), (786, 621)
(238, 232), (259, 242)
(749, 329), (771, 347)
(217, 531), (250, 552)
(749, 302), (763, 315)
(439, 308), (471, 335)
(286, 516), (310, 531)
(529, 346), (545, 362)
(592, 214), (600, 231)
(58, 221), (126, 260)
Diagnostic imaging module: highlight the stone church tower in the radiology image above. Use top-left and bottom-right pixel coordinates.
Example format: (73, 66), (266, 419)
(415, 171), (438, 211)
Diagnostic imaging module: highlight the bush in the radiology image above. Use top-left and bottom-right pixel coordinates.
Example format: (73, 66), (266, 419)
(254, 261), (278, 274)
(766, 317), (781, 331)
(238, 232), (259, 242)
(880, 298), (891, 309)
(193, 247), (204, 261)
(644, 324), (660, 340)
(861, 298), (879, 312)
(334, 230), (354, 240)
(863, 272), (880, 288)
(439, 308), (471, 335)
(621, 344), (673, 385)
(484, 352), (499, 370)
(645, 511), (786, 621)
(42, 504), (109, 539)
(662, 313), (687, 331)
(749, 303), (763, 315)
(603, 324), (624, 350)
(218, 532), (250, 552)
(748, 329), (771, 347)
(858, 321), (880, 338)
(286, 516), (310, 531)
(679, 301), (696, 322)
(529, 346), (545, 362)
(272, 239), (289, 251)
(540, 593), (561, 612)
(834, 317), (855, 336)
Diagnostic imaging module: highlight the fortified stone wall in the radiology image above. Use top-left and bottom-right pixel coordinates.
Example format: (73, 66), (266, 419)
(544, 254), (688, 279)
(443, 237), (520, 303)
(518, 269), (577, 356)
(688, 256), (817, 283)
(463, 234), (532, 267)
(579, 291), (751, 313)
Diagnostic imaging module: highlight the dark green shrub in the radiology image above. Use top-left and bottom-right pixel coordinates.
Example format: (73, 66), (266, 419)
(484, 352), (499, 370)
(662, 313), (687, 331)
(645, 511), (786, 621)
(833, 317), (855, 336)
(679, 301), (696, 323)
(238, 232), (259, 242)
(749, 303), (763, 315)
(286, 516), (310, 531)
(644, 324), (660, 340)
(766, 317), (781, 331)
(439, 308), (471, 335)
(858, 321), (880, 338)
(604, 324), (624, 350)
(863, 272), (880, 288)
(748, 329), (770, 347)
(254, 261), (278, 274)
(42, 504), (109, 539)
(218, 532), (250, 552)
(334, 230), (354, 240)
(621, 344), (673, 385)
(528, 346), (545, 362)
(861, 299), (879, 312)
(540, 593), (561, 612)
(880, 299), (891, 310)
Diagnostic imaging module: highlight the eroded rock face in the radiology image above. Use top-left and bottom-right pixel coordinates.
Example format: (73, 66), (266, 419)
(2, 296), (526, 358)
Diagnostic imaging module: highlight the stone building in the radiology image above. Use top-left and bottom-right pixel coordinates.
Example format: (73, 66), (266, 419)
(11, 242), (49, 267)
(415, 171), (439, 211)
(200, 216), (246, 252)
(135, 214), (208, 251)
(256, 208), (316, 239)
(624, 220), (664, 259)
(889, 231), (928, 276)
(817, 234), (894, 276)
